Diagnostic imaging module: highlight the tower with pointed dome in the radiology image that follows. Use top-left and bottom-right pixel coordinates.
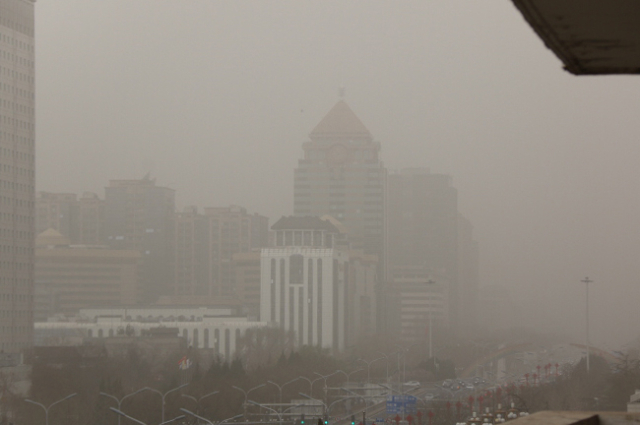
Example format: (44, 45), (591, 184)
(293, 100), (387, 331)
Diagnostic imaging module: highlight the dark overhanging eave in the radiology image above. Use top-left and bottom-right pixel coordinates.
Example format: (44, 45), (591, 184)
(511, 0), (640, 75)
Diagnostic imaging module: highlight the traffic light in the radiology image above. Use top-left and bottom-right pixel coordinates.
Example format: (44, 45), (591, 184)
(301, 414), (305, 425)
(351, 415), (356, 425)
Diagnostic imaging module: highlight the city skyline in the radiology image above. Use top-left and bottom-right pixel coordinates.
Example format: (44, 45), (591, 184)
(32, 1), (640, 348)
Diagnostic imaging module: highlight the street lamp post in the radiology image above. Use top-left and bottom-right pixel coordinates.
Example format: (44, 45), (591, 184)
(179, 408), (214, 425)
(581, 277), (593, 374)
(180, 390), (219, 415)
(219, 414), (244, 425)
(335, 369), (364, 387)
(393, 346), (408, 385)
(248, 400), (304, 425)
(425, 279), (436, 359)
(143, 383), (189, 424)
(299, 392), (328, 423)
(268, 377), (300, 405)
(232, 384), (266, 420)
(109, 407), (185, 425)
(314, 371), (339, 411)
(299, 375), (325, 400)
(25, 393), (77, 425)
(375, 352), (390, 383)
(357, 358), (383, 384)
(100, 388), (148, 425)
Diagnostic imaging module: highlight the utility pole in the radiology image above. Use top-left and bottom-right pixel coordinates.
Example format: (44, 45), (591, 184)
(581, 277), (593, 374)
(425, 279), (436, 359)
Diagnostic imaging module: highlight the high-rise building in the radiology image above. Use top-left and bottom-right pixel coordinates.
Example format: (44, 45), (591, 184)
(387, 168), (459, 339)
(203, 205), (269, 299)
(174, 206), (210, 298)
(77, 191), (105, 245)
(0, 0), (36, 352)
(232, 251), (261, 319)
(36, 191), (105, 246)
(294, 100), (386, 269)
(173, 205), (269, 305)
(36, 192), (79, 241)
(104, 175), (175, 303)
(293, 100), (386, 330)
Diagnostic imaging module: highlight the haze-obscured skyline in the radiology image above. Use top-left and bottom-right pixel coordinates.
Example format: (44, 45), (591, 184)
(35, 1), (640, 348)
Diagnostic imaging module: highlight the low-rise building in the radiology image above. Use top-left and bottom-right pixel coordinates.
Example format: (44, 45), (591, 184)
(34, 307), (267, 360)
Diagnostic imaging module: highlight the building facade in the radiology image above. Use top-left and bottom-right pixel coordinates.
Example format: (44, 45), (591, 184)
(387, 168), (459, 338)
(35, 229), (141, 320)
(36, 191), (105, 245)
(293, 100), (386, 331)
(260, 217), (349, 351)
(36, 192), (79, 241)
(174, 206), (211, 298)
(173, 205), (269, 303)
(203, 206), (268, 299)
(104, 175), (175, 303)
(77, 191), (105, 245)
(34, 307), (266, 360)
(0, 0), (36, 352)
(232, 251), (261, 320)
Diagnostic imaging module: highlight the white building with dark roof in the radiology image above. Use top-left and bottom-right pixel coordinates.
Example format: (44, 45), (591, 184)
(260, 216), (349, 352)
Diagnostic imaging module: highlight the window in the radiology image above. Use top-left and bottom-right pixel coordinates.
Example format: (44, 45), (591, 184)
(290, 254), (304, 284)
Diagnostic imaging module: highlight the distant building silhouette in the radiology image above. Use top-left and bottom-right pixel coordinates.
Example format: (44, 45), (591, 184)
(35, 229), (141, 320)
(36, 191), (105, 245)
(104, 176), (175, 303)
(293, 100), (387, 332)
(387, 168), (468, 340)
(173, 205), (268, 305)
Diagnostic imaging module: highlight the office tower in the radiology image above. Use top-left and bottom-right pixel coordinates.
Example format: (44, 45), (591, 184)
(36, 191), (105, 246)
(77, 191), (105, 245)
(293, 100), (386, 331)
(174, 206), (210, 298)
(104, 175), (175, 303)
(0, 0), (36, 352)
(232, 251), (261, 319)
(36, 192), (79, 240)
(260, 216), (349, 351)
(294, 100), (386, 268)
(387, 168), (459, 340)
(173, 205), (269, 305)
(203, 206), (269, 299)
(35, 229), (141, 320)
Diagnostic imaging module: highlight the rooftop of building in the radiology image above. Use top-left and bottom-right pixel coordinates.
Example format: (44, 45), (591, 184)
(309, 100), (372, 140)
(272, 216), (341, 232)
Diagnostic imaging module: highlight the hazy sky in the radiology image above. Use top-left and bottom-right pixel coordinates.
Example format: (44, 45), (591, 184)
(35, 1), (640, 348)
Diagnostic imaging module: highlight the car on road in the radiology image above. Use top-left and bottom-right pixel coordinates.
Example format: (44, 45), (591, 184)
(403, 381), (421, 387)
